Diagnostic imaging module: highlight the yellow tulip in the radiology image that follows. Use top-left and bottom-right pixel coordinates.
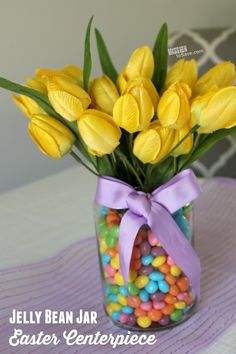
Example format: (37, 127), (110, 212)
(28, 114), (76, 158)
(62, 65), (83, 87)
(90, 75), (119, 115)
(47, 76), (91, 122)
(157, 82), (191, 129)
(165, 59), (197, 90)
(78, 109), (121, 156)
(124, 46), (154, 81)
(194, 61), (235, 97)
(26, 77), (47, 94)
(12, 95), (46, 119)
(172, 126), (193, 156)
(124, 77), (159, 109)
(117, 71), (128, 94)
(191, 86), (236, 133)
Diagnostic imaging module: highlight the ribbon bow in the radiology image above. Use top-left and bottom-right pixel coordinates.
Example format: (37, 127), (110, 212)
(95, 169), (202, 296)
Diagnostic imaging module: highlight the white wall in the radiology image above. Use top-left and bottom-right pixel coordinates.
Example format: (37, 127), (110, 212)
(0, 0), (235, 192)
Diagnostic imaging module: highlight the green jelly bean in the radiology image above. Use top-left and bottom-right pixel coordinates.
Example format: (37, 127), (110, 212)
(109, 225), (119, 239)
(128, 282), (139, 295)
(98, 218), (106, 231)
(106, 295), (112, 304)
(105, 236), (116, 248)
(109, 285), (119, 294)
(100, 224), (110, 238)
(170, 310), (183, 321)
(183, 204), (192, 215)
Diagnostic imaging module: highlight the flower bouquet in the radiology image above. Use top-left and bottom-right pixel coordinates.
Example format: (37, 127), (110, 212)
(1, 17), (236, 331)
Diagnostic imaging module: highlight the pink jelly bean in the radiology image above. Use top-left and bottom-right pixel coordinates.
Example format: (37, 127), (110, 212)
(108, 277), (116, 284)
(140, 301), (152, 311)
(104, 264), (116, 276)
(148, 231), (158, 246)
(167, 256), (175, 266)
(153, 301), (165, 310)
(177, 293), (185, 300)
(120, 313), (128, 324)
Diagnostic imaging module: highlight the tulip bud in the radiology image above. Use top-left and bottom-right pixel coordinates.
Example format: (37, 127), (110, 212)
(124, 77), (159, 109)
(124, 46), (154, 81)
(12, 95), (46, 119)
(157, 82), (191, 130)
(90, 75), (119, 115)
(194, 61), (235, 97)
(28, 114), (76, 158)
(47, 76), (91, 122)
(78, 109), (121, 156)
(165, 59), (197, 90)
(172, 126), (193, 156)
(191, 86), (236, 133)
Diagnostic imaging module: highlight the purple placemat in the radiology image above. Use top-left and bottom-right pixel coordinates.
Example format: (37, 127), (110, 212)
(0, 180), (236, 354)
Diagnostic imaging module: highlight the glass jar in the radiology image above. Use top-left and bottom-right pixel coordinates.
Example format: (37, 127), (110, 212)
(94, 203), (197, 331)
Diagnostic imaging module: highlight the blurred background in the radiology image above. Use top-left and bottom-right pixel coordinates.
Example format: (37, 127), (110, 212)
(0, 0), (236, 193)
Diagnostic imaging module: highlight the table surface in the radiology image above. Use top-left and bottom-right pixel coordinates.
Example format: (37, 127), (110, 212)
(0, 166), (235, 353)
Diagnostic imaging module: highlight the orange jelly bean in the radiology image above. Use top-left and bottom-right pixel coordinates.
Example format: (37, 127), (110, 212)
(169, 284), (180, 296)
(148, 309), (162, 322)
(106, 214), (121, 228)
(184, 293), (193, 305)
(159, 264), (170, 274)
(165, 273), (176, 285)
(127, 295), (141, 308)
(130, 259), (141, 270)
(106, 248), (117, 257)
(134, 308), (147, 317)
(177, 277), (189, 292)
(164, 294), (177, 304)
(162, 304), (175, 315)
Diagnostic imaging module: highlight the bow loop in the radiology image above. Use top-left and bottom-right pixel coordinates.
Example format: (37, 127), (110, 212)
(126, 191), (151, 219)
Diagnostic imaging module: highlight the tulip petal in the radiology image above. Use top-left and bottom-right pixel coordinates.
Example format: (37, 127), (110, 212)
(125, 46), (154, 80)
(158, 90), (180, 127)
(13, 95), (45, 119)
(133, 129), (161, 163)
(165, 59), (197, 89)
(48, 90), (84, 121)
(29, 123), (61, 158)
(113, 93), (139, 133)
(173, 127), (193, 156)
(124, 77), (159, 108)
(62, 65), (83, 87)
(129, 86), (154, 130)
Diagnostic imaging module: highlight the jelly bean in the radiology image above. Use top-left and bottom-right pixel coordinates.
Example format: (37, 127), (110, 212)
(169, 284), (180, 296)
(164, 294), (177, 304)
(139, 289), (149, 302)
(105, 286), (110, 295)
(138, 265), (154, 275)
(100, 225), (110, 238)
(128, 282), (139, 295)
(122, 306), (134, 314)
(115, 241), (119, 252)
(111, 254), (120, 270)
(100, 238), (108, 253)
(128, 270), (138, 282)
(148, 309), (162, 322)
(148, 231), (158, 246)
(167, 256), (175, 266)
(140, 301), (152, 311)
(134, 308), (147, 317)
(102, 253), (111, 265)
(135, 275), (149, 289)
(141, 255), (154, 266)
(159, 315), (170, 326)
(174, 301), (186, 310)
(152, 256), (166, 267)
(177, 293), (185, 301)
(151, 247), (165, 257)
(126, 314), (136, 326)
(145, 281), (158, 294)
(159, 264), (170, 274)
(119, 286), (128, 296)
(114, 273), (124, 286)
(137, 316), (152, 328)
(109, 285), (119, 294)
(153, 301), (165, 310)
(130, 259), (141, 270)
(109, 225), (119, 239)
(162, 304), (175, 315)
(110, 302), (122, 311)
(106, 304), (113, 317)
(106, 214), (121, 227)
(165, 273), (176, 285)
(105, 236), (116, 249)
(108, 294), (118, 302)
(176, 277), (189, 292)
(112, 311), (121, 321)
(101, 207), (108, 216)
(140, 240), (151, 256)
(132, 247), (141, 260)
(150, 291), (165, 302)
(170, 309), (182, 321)
(184, 293), (193, 305)
(149, 271), (164, 281)
(158, 280), (170, 293)
(120, 313), (128, 324)
(108, 276), (116, 284)
(98, 218), (106, 231)
(183, 304), (192, 314)
(104, 264), (116, 277)
(170, 265), (181, 276)
(106, 248), (117, 257)
(117, 294), (128, 306)
(127, 295), (141, 308)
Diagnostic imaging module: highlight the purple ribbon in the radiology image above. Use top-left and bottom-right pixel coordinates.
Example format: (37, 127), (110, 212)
(95, 169), (202, 296)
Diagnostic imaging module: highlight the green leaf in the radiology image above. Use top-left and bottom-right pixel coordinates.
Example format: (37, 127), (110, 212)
(152, 22), (168, 93)
(96, 155), (114, 176)
(83, 16), (93, 92)
(144, 157), (175, 192)
(95, 28), (118, 83)
(230, 128), (236, 142)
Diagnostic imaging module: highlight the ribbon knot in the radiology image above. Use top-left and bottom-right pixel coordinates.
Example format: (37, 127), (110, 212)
(95, 169), (202, 297)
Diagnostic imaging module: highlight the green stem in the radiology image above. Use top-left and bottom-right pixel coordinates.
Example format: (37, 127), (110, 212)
(115, 150), (144, 189)
(70, 150), (99, 177)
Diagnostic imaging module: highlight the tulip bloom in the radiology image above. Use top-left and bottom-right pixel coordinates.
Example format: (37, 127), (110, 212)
(165, 59), (197, 90)
(28, 114), (76, 158)
(78, 109), (121, 156)
(194, 61), (235, 97)
(90, 75), (119, 115)
(47, 76), (91, 122)
(13, 95), (46, 119)
(157, 82), (191, 129)
(124, 77), (159, 109)
(191, 86), (236, 133)
(125, 46), (154, 81)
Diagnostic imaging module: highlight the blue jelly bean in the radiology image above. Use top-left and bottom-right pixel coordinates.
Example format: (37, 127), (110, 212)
(119, 286), (128, 296)
(145, 281), (158, 294)
(183, 304), (193, 314)
(112, 311), (121, 321)
(149, 271), (164, 281)
(158, 280), (170, 293)
(139, 289), (149, 302)
(105, 286), (110, 295)
(101, 207), (108, 216)
(108, 294), (118, 302)
(102, 253), (111, 264)
(122, 306), (134, 314)
(141, 254), (154, 266)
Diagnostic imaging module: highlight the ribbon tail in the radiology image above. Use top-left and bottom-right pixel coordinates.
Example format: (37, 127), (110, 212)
(119, 210), (146, 287)
(149, 205), (201, 297)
